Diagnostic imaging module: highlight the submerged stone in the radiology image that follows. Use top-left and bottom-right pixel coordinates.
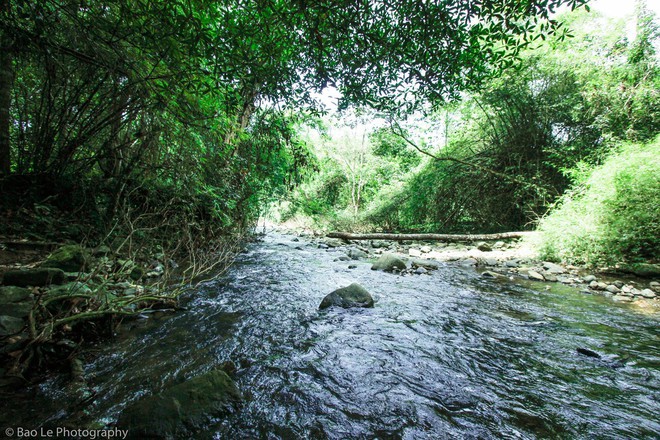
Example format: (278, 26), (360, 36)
(319, 283), (374, 309)
(117, 369), (241, 439)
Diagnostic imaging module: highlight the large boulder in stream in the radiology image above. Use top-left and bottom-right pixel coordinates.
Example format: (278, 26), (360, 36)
(371, 253), (407, 272)
(319, 283), (374, 310)
(117, 368), (241, 439)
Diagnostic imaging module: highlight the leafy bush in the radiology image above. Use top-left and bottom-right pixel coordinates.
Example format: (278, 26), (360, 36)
(537, 137), (660, 266)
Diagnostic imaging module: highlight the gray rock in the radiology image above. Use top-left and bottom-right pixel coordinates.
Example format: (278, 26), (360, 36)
(41, 244), (89, 272)
(347, 248), (368, 260)
(582, 275), (596, 283)
(544, 274), (558, 282)
(493, 241), (505, 249)
(319, 283), (374, 309)
(483, 258), (499, 267)
(420, 246), (432, 253)
(613, 280), (625, 288)
(640, 289), (657, 299)
(458, 258), (477, 267)
(542, 262), (566, 274)
(318, 243), (329, 249)
(649, 281), (660, 293)
(117, 369), (241, 439)
(410, 258), (439, 270)
(408, 248), (422, 258)
(336, 255), (350, 262)
(505, 260), (519, 268)
(415, 267), (428, 275)
(0, 315), (24, 336)
(348, 264), (357, 270)
(0, 286), (32, 303)
(527, 270), (545, 281)
(477, 242), (492, 252)
(371, 254), (407, 272)
(612, 295), (633, 302)
(1, 302), (32, 319)
(2, 268), (66, 287)
(606, 285), (621, 294)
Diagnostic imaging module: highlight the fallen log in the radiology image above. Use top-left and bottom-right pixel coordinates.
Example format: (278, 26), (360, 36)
(327, 231), (536, 242)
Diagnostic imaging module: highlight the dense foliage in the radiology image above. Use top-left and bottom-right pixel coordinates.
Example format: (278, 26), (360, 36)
(285, 5), (659, 246)
(0, 0), (586, 248)
(537, 137), (660, 266)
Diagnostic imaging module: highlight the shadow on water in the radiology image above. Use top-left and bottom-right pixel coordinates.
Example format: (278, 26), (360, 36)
(1, 233), (659, 439)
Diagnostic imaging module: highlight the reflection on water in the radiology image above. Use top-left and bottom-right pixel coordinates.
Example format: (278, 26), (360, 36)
(2, 234), (659, 439)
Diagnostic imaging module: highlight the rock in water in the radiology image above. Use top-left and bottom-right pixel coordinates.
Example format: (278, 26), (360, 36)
(319, 283), (374, 309)
(576, 348), (601, 359)
(117, 369), (241, 439)
(371, 253), (406, 272)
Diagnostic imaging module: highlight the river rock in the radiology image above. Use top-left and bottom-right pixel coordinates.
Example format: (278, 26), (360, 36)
(606, 285), (621, 294)
(2, 268), (66, 287)
(371, 254), (406, 272)
(483, 257), (499, 267)
(493, 241), (505, 249)
(460, 258), (477, 267)
(420, 245), (432, 253)
(582, 275), (596, 283)
(117, 369), (241, 439)
(0, 315), (24, 336)
(319, 283), (374, 309)
(410, 258), (439, 270)
(612, 295), (633, 302)
(408, 248), (422, 258)
(347, 248), (368, 260)
(527, 270), (545, 281)
(649, 281), (660, 293)
(505, 260), (519, 268)
(415, 266), (428, 275)
(476, 242), (492, 252)
(0, 286), (32, 303)
(542, 262), (566, 274)
(41, 244), (89, 272)
(640, 289), (657, 299)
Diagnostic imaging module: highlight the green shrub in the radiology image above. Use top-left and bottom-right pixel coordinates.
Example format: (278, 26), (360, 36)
(537, 137), (660, 266)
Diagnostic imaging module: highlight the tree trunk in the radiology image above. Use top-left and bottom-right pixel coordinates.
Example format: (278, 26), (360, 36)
(0, 0), (13, 175)
(327, 231), (535, 241)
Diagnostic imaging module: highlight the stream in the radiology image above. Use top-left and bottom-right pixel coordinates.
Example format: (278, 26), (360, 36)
(2, 233), (659, 439)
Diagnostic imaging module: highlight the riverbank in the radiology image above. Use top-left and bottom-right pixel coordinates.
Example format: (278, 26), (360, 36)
(273, 223), (660, 312)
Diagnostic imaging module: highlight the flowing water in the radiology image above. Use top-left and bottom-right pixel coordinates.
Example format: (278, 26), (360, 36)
(2, 234), (659, 439)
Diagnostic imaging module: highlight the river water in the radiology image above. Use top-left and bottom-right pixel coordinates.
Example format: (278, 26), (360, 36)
(3, 233), (660, 439)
